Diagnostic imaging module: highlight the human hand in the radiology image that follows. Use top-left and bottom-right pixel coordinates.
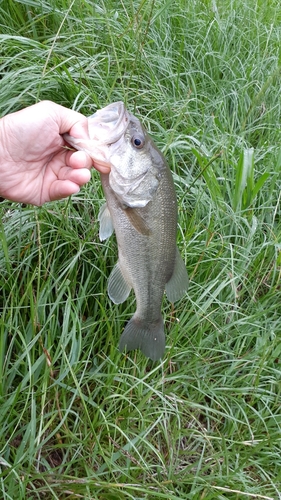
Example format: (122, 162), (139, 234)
(0, 100), (110, 206)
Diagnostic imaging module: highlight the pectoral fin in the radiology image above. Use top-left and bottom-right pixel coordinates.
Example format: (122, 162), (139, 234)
(125, 208), (151, 236)
(165, 248), (189, 303)
(98, 203), (114, 241)
(108, 261), (132, 304)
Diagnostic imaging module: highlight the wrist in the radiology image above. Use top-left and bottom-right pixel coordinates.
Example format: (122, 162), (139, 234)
(0, 116), (14, 199)
(0, 116), (10, 161)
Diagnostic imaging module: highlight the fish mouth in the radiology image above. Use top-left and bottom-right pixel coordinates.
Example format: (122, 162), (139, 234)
(63, 101), (129, 168)
(88, 101), (129, 146)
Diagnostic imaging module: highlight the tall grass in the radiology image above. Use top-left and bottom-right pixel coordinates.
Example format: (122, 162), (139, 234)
(1, 0), (281, 498)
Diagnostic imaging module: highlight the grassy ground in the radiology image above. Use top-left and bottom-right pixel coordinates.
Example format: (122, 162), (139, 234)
(1, 0), (281, 498)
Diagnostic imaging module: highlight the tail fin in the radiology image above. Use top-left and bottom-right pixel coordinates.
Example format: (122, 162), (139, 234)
(119, 315), (165, 361)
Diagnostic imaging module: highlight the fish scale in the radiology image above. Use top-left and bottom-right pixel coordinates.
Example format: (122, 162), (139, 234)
(64, 102), (189, 360)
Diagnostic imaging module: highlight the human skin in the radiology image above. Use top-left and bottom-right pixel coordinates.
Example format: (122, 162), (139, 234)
(0, 100), (110, 206)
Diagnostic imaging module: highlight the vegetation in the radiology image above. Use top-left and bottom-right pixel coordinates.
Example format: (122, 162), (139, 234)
(0, 0), (281, 498)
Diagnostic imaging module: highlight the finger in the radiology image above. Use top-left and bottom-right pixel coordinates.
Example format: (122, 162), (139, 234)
(66, 149), (111, 174)
(58, 165), (91, 185)
(48, 101), (90, 137)
(49, 180), (82, 202)
(69, 120), (89, 139)
(92, 161), (111, 174)
(66, 150), (93, 170)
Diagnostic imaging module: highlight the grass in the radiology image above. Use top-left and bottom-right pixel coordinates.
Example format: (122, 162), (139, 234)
(1, 0), (281, 498)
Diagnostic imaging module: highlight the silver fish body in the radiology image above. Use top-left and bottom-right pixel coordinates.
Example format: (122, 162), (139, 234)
(64, 102), (188, 360)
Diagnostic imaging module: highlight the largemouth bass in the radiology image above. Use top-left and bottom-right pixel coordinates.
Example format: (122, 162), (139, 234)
(64, 102), (188, 360)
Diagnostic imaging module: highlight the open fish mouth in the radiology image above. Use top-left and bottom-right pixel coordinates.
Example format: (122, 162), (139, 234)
(63, 101), (129, 167)
(88, 101), (129, 146)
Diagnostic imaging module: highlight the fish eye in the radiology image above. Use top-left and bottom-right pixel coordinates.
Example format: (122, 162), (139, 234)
(131, 135), (145, 149)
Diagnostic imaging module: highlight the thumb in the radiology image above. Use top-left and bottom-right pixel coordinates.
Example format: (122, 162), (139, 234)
(48, 101), (90, 138)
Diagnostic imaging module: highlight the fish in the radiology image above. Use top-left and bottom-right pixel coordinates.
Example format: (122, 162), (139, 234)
(64, 102), (188, 361)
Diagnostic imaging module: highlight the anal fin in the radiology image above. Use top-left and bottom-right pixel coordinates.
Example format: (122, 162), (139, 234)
(108, 261), (131, 304)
